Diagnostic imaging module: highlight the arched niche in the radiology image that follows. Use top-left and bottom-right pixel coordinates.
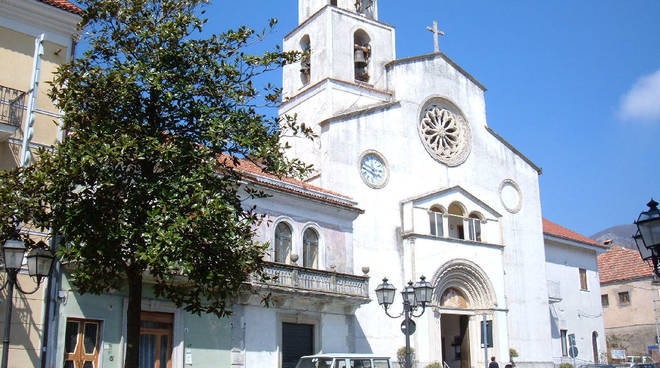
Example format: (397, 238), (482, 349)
(353, 29), (371, 82)
(300, 34), (311, 85)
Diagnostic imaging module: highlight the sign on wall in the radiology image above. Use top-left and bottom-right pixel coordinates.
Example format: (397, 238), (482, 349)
(611, 349), (626, 360)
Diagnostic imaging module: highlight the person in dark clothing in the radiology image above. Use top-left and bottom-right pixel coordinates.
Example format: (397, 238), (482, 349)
(489, 357), (499, 368)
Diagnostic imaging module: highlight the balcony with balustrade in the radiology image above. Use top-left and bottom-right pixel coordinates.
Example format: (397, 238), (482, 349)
(248, 261), (370, 310)
(0, 85), (27, 141)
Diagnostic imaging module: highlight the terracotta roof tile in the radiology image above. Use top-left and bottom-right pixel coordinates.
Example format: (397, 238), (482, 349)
(598, 245), (653, 283)
(543, 218), (605, 247)
(220, 156), (360, 211)
(36, 0), (82, 15)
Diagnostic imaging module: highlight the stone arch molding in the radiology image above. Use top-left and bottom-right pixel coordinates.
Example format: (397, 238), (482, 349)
(431, 259), (496, 309)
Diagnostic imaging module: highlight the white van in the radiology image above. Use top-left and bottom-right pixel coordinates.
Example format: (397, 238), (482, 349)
(294, 354), (392, 368)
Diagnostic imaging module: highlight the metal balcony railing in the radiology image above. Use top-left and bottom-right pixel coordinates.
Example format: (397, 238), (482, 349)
(0, 85), (27, 128)
(252, 261), (369, 299)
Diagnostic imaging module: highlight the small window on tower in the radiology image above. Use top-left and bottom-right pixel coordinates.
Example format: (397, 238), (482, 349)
(300, 35), (311, 86)
(353, 29), (371, 83)
(330, 0), (337, 6)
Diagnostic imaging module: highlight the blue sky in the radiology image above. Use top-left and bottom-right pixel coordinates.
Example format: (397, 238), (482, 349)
(189, 1), (660, 237)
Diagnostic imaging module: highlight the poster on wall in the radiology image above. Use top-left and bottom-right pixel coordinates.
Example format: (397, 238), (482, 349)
(611, 349), (626, 360)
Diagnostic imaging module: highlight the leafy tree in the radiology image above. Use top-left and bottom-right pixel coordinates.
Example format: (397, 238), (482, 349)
(0, 0), (311, 367)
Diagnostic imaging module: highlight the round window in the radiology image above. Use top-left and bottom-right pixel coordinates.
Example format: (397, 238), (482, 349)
(418, 98), (471, 166)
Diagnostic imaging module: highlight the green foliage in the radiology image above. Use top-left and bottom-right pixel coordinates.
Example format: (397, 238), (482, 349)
(509, 348), (519, 359)
(1, 1), (314, 367)
(397, 346), (415, 367)
(0, 2), (313, 366)
(425, 362), (442, 368)
(0, 163), (52, 248)
(559, 363), (573, 368)
(40, 0), (311, 315)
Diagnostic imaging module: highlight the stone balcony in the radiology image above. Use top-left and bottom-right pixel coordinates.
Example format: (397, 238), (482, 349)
(246, 261), (371, 312)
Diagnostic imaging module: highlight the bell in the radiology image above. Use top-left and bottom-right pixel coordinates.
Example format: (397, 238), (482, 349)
(354, 49), (368, 67)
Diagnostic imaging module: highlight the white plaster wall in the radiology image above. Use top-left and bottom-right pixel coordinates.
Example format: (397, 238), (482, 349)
(281, 5), (396, 171)
(243, 306), (279, 367)
(412, 237), (507, 366)
(298, 0), (379, 25)
(298, 0), (329, 23)
(322, 313), (351, 352)
(545, 240), (606, 364)
(313, 54), (551, 365)
(283, 7), (394, 95)
(279, 81), (391, 171)
(243, 187), (358, 273)
(242, 305), (355, 366)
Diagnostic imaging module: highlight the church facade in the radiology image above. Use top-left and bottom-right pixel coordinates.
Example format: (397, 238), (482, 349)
(0, 1), (607, 368)
(228, 0), (606, 367)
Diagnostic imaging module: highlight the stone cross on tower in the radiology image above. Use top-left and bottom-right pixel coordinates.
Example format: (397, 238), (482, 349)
(426, 20), (445, 53)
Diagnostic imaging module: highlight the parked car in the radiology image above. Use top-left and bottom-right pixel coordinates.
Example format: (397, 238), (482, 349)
(614, 364), (655, 368)
(295, 354), (392, 368)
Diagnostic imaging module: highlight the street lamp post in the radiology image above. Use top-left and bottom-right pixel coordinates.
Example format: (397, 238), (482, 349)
(0, 239), (54, 368)
(634, 199), (660, 277)
(375, 275), (434, 368)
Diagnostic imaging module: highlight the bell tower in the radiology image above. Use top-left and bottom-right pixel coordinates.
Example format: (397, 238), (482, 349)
(281, 0), (395, 171)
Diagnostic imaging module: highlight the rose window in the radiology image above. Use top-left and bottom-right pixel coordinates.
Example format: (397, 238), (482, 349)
(418, 105), (471, 166)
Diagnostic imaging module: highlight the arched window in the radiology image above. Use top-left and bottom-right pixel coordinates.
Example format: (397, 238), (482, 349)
(300, 35), (311, 86)
(274, 222), (292, 264)
(468, 212), (483, 242)
(428, 205), (444, 237)
(303, 228), (319, 268)
(448, 202), (465, 239)
(353, 30), (371, 82)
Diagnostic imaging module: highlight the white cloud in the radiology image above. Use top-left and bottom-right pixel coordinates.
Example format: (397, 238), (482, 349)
(618, 68), (660, 123)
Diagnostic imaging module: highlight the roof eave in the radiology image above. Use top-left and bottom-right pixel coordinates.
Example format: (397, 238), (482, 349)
(240, 174), (363, 213)
(544, 233), (606, 252)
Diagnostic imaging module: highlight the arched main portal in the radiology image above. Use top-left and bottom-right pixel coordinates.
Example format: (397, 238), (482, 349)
(429, 260), (498, 368)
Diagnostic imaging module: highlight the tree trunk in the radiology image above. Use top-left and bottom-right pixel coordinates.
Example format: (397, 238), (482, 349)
(124, 267), (143, 368)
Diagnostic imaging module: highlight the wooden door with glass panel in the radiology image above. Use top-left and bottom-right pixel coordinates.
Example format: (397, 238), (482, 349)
(63, 318), (102, 368)
(139, 311), (173, 368)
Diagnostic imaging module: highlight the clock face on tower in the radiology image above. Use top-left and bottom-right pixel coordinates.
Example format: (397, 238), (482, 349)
(359, 150), (388, 188)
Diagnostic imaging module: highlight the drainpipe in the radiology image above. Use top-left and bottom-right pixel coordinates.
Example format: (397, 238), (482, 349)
(39, 33), (79, 368)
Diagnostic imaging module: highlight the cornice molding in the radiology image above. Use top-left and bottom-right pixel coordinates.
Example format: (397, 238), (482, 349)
(0, 0), (80, 47)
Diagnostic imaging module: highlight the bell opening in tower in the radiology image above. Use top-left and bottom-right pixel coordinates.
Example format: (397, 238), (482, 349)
(353, 29), (371, 83)
(300, 35), (311, 86)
